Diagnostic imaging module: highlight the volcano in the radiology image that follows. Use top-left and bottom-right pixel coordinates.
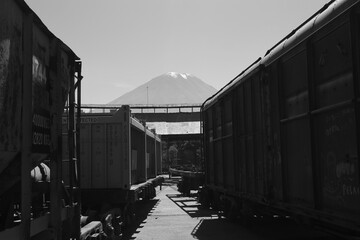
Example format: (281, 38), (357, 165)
(108, 72), (217, 105)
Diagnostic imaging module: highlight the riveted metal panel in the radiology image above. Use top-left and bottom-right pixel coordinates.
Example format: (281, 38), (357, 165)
(156, 139), (162, 175)
(207, 129), (214, 184)
(146, 132), (156, 178)
(282, 48), (308, 118)
(91, 123), (106, 188)
(107, 123), (122, 188)
(283, 118), (313, 205)
(223, 95), (235, 189)
(131, 128), (145, 183)
(313, 20), (353, 108)
(214, 139), (223, 187)
(131, 149), (138, 184)
(253, 76), (265, 196)
(75, 107), (133, 190)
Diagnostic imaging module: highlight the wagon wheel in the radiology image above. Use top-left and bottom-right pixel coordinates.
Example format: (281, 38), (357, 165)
(223, 199), (238, 221)
(122, 203), (135, 228)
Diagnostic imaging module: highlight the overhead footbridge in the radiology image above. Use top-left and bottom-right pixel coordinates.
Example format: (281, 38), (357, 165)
(81, 104), (201, 123)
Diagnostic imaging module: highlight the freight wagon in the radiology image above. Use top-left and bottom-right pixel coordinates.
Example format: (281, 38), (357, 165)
(0, 0), (83, 239)
(162, 133), (203, 172)
(62, 106), (163, 237)
(200, 0), (360, 237)
(162, 133), (204, 196)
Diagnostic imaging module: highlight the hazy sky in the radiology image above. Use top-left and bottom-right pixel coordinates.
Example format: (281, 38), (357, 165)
(25, 0), (330, 104)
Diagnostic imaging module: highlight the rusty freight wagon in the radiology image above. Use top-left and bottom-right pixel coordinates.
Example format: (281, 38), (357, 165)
(200, 0), (360, 237)
(62, 106), (163, 236)
(0, 0), (83, 239)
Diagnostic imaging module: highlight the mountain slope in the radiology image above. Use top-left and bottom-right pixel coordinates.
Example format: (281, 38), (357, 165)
(108, 72), (217, 105)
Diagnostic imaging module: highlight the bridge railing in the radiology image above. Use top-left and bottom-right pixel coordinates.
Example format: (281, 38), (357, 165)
(81, 104), (202, 114)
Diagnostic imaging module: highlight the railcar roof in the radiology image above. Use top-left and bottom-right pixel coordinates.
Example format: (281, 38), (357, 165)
(202, 0), (358, 111)
(262, 0), (357, 66)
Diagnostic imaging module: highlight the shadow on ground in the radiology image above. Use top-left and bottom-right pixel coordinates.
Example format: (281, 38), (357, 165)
(168, 193), (338, 240)
(121, 199), (159, 240)
(167, 193), (218, 219)
(191, 217), (339, 240)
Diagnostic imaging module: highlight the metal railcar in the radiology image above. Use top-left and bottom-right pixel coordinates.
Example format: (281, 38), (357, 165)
(162, 133), (204, 195)
(200, 0), (360, 236)
(62, 106), (163, 237)
(0, 0), (82, 239)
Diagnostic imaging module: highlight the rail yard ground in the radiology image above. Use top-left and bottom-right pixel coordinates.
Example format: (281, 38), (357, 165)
(122, 176), (339, 240)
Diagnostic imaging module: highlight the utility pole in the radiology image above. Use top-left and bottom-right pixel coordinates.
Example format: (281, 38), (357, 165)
(147, 86), (149, 105)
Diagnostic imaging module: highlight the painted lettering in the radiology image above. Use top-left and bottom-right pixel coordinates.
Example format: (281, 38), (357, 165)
(81, 117), (98, 123)
(325, 125), (340, 136)
(33, 132), (51, 146)
(342, 184), (360, 196)
(336, 162), (355, 178)
(33, 114), (50, 129)
(33, 132), (43, 145)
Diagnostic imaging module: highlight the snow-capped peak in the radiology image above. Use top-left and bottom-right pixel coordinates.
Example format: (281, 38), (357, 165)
(166, 72), (192, 79)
